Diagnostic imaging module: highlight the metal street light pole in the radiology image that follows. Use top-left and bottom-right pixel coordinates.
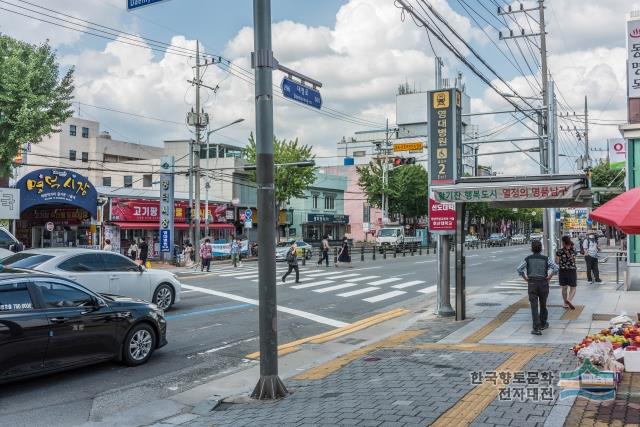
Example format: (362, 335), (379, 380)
(204, 118), (245, 237)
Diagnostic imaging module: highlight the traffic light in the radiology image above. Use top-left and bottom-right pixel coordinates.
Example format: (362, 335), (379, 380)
(185, 207), (192, 223)
(392, 157), (416, 167)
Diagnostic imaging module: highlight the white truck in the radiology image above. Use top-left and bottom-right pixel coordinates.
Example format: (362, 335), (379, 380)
(0, 226), (22, 259)
(375, 226), (421, 253)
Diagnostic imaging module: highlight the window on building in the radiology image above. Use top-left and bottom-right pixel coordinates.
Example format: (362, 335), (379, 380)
(69, 124), (77, 136)
(312, 194), (319, 209)
(124, 175), (132, 188)
(143, 174), (153, 187)
(81, 152), (88, 163)
(363, 204), (371, 223)
(102, 177), (111, 187)
(69, 150), (76, 161)
(324, 194), (335, 210)
(82, 127), (89, 138)
(352, 150), (366, 157)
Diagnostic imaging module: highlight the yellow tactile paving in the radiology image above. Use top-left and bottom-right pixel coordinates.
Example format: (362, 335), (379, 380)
(560, 304), (585, 320)
(245, 308), (410, 360)
(462, 297), (529, 343)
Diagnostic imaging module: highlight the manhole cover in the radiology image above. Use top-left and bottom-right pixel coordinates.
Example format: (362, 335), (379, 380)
(475, 302), (501, 307)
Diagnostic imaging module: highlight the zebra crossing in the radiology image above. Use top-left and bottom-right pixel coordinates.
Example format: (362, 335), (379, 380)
(203, 264), (437, 304)
(494, 278), (561, 291)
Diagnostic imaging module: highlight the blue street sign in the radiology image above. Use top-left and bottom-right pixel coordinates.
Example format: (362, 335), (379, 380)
(281, 77), (322, 109)
(245, 209), (253, 219)
(586, 218), (593, 226)
(127, 0), (169, 11)
(160, 229), (171, 252)
(244, 219), (253, 229)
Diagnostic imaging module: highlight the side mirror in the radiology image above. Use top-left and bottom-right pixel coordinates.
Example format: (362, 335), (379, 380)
(9, 243), (23, 253)
(138, 264), (145, 273)
(95, 297), (107, 307)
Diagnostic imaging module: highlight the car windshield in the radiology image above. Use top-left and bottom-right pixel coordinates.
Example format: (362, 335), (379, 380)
(490, 234), (503, 239)
(378, 229), (398, 237)
(1, 253), (54, 269)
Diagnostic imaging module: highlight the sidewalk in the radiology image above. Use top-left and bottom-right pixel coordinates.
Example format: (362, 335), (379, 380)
(86, 272), (640, 427)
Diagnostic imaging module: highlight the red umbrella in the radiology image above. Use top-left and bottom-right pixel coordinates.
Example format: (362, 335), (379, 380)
(589, 188), (640, 234)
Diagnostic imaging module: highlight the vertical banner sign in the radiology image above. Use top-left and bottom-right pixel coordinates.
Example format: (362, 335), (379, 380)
(608, 138), (626, 170)
(628, 16), (640, 122)
(428, 88), (461, 234)
(159, 156), (175, 257)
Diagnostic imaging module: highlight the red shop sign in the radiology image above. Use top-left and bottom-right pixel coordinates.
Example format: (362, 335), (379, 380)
(428, 197), (456, 234)
(110, 198), (228, 223)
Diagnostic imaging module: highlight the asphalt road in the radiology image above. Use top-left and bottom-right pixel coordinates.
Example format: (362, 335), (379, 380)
(0, 244), (534, 427)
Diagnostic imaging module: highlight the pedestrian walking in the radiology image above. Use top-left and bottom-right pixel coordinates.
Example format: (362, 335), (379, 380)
(517, 240), (559, 335)
(138, 238), (149, 266)
(200, 238), (212, 272)
(182, 242), (194, 268)
(230, 238), (241, 268)
(236, 237), (243, 266)
(556, 236), (577, 310)
(583, 232), (602, 284)
(128, 241), (138, 261)
(281, 242), (300, 283)
(336, 237), (352, 268)
(317, 234), (330, 267)
(103, 239), (113, 252)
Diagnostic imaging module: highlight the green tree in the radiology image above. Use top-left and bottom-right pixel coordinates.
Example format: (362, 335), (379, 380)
(243, 133), (316, 209)
(356, 162), (428, 223)
(590, 161), (625, 204)
(0, 35), (74, 181)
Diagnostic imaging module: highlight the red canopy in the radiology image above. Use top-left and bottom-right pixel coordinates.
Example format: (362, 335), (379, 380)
(589, 187), (640, 234)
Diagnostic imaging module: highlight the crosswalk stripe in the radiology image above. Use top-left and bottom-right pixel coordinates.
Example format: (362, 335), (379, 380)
(337, 287), (379, 297)
(305, 271), (354, 278)
(368, 277), (403, 286)
(313, 283), (362, 293)
(290, 280), (335, 289)
(391, 280), (426, 289)
(417, 286), (437, 294)
(233, 274), (259, 279)
(278, 277), (314, 286)
(363, 290), (406, 303)
(345, 275), (380, 282)
(219, 271), (260, 277)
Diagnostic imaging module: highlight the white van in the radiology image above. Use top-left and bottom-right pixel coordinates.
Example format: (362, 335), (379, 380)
(0, 227), (23, 259)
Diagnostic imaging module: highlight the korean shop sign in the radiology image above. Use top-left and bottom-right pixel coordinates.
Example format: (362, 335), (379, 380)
(434, 183), (574, 203)
(428, 88), (462, 186)
(16, 168), (97, 218)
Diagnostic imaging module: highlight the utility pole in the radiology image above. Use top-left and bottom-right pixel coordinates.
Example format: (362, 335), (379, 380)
(194, 41), (202, 260)
(251, 0), (287, 400)
(584, 95), (592, 231)
(382, 119), (389, 224)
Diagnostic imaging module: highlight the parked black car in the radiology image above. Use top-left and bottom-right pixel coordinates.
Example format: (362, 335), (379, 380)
(0, 268), (167, 384)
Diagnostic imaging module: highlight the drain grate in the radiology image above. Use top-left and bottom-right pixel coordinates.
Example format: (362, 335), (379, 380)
(475, 302), (501, 307)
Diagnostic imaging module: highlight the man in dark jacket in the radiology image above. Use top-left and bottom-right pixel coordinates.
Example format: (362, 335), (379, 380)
(138, 238), (149, 265)
(281, 242), (300, 283)
(517, 240), (559, 335)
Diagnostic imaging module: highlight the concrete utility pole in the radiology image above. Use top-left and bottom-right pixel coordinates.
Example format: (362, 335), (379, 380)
(382, 119), (390, 224)
(585, 96), (592, 231)
(251, 0), (287, 400)
(194, 41), (202, 260)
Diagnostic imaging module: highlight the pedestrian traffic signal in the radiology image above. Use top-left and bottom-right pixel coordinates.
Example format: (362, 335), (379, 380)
(392, 157), (416, 167)
(185, 207), (192, 223)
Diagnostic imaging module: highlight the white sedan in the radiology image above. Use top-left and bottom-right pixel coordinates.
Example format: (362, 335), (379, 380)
(1, 248), (182, 310)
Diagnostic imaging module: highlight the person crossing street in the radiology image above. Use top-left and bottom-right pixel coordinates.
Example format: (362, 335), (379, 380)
(281, 242), (300, 283)
(517, 240), (559, 336)
(200, 238), (212, 272)
(317, 235), (330, 267)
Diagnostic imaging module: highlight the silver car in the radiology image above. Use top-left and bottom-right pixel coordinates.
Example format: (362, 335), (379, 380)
(1, 248), (182, 310)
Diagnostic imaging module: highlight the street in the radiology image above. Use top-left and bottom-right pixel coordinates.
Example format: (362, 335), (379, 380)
(0, 245), (533, 427)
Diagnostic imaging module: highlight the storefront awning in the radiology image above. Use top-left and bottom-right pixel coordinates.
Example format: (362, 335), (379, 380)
(432, 174), (592, 208)
(112, 222), (235, 230)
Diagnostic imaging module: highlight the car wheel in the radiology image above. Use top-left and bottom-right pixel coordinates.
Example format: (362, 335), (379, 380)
(123, 323), (156, 366)
(153, 284), (174, 310)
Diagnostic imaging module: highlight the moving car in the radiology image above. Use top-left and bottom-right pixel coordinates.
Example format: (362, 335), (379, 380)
(0, 268), (167, 384)
(511, 234), (527, 244)
(487, 233), (507, 247)
(464, 235), (479, 248)
(275, 241), (313, 261)
(530, 232), (543, 241)
(1, 248), (182, 310)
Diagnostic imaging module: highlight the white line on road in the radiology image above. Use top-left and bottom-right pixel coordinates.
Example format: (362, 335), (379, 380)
(314, 282), (362, 293)
(309, 273), (362, 280)
(278, 277), (314, 286)
(417, 286), (437, 294)
(337, 287), (379, 297)
(363, 290), (406, 303)
(469, 263), (483, 267)
(233, 274), (259, 279)
(368, 277), (403, 286)
(181, 284), (348, 327)
(414, 260), (436, 264)
(198, 337), (258, 355)
(345, 275), (380, 282)
(290, 280), (335, 289)
(391, 280), (426, 289)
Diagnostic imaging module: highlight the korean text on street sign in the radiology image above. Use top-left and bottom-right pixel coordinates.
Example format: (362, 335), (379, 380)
(628, 17), (640, 98)
(160, 230), (171, 252)
(429, 191), (456, 234)
(126, 0), (170, 11)
(281, 77), (322, 109)
(245, 209), (252, 219)
(428, 88), (462, 186)
(434, 184), (573, 203)
(0, 188), (20, 220)
(393, 142), (423, 152)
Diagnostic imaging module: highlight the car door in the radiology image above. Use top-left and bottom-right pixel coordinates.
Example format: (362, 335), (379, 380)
(102, 253), (149, 301)
(55, 253), (110, 295)
(0, 279), (49, 379)
(32, 279), (117, 368)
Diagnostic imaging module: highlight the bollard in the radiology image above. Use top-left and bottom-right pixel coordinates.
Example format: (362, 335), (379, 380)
(616, 253), (620, 284)
(373, 245), (376, 260)
(302, 248), (306, 266)
(411, 244), (414, 256)
(334, 247), (338, 265)
(402, 246), (406, 257)
(361, 245), (365, 262)
(383, 246), (387, 259)
(393, 246), (397, 258)
(419, 244), (422, 256)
